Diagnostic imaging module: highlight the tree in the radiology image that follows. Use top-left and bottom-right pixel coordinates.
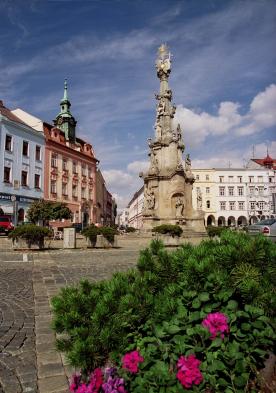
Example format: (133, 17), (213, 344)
(27, 199), (72, 224)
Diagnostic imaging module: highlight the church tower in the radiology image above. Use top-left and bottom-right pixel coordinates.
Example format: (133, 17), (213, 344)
(54, 79), (77, 141)
(140, 45), (205, 234)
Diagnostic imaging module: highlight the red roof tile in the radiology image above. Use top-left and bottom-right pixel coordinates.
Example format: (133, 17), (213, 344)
(0, 100), (28, 126)
(252, 155), (276, 170)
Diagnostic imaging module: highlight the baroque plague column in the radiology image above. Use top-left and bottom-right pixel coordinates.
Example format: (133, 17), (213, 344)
(140, 45), (205, 234)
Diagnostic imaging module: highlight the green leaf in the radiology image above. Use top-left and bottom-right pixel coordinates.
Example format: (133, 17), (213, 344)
(209, 337), (223, 348)
(192, 298), (201, 309)
(199, 292), (210, 302)
(213, 359), (225, 371)
(227, 300), (238, 310)
(241, 323), (251, 331)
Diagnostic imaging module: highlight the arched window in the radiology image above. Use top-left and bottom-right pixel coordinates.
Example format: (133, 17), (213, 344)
(206, 200), (210, 208)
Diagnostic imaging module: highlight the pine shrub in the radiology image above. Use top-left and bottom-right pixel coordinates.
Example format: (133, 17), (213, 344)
(52, 232), (276, 391)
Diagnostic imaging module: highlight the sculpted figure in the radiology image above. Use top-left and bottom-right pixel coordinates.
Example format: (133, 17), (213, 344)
(154, 120), (162, 140)
(175, 197), (184, 217)
(145, 188), (155, 210)
(157, 99), (165, 116)
(197, 191), (202, 210)
(185, 154), (192, 172)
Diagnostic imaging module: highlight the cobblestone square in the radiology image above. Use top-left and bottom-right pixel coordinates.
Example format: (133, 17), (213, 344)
(0, 236), (151, 393)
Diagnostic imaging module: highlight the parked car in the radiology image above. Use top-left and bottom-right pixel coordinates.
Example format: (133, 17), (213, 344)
(247, 218), (276, 242)
(0, 216), (14, 235)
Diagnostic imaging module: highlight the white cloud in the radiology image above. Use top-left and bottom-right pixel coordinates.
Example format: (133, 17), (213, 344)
(192, 140), (276, 169)
(127, 160), (149, 174)
(174, 84), (276, 147)
(102, 169), (134, 189)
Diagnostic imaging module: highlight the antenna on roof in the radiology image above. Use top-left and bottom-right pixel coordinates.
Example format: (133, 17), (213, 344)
(252, 145), (255, 158)
(228, 161), (232, 168)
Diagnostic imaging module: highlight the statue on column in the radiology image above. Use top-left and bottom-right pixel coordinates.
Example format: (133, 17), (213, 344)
(145, 187), (155, 210)
(197, 190), (202, 210)
(175, 197), (184, 217)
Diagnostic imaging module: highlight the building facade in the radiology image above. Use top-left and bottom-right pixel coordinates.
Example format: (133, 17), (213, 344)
(14, 82), (98, 226)
(95, 169), (114, 225)
(127, 156), (276, 228)
(192, 157), (276, 227)
(127, 186), (144, 229)
(0, 101), (44, 223)
(117, 208), (129, 228)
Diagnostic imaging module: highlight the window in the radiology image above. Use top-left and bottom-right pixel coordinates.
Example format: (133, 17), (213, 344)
(220, 201), (226, 210)
(196, 175), (199, 180)
(258, 186), (264, 195)
(88, 189), (92, 200)
(238, 201), (244, 210)
(238, 186), (244, 196)
(73, 161), (77, 174)
(62, 182), (68, 195)
(51, 153), (58, 168)
(206, 175), (209, 181)
(257, 176), (263, 183)
(249, 186), (254, 195)
(228, 186), (234, 196)
(88, 166), (92, 178)
(206, 187), (210, 194)
(269, 177), (273, 183)
(228, 176), (234, 183)
(81, 187), (86, 199)
(4, 167), (11, 183)
(249, 176), (254, 183)
(34, 174), (40, 189)
(238, 176), (242, 183)
(21, 171), (28, 187)
(219, 187), (225, 196)
(257, 201), (265, 211)
(22, 141), (29, 156)
(229, 201), (235, 210)
(72, 185), (77, 198)
(62, 158), (67, 171)
(5, 135), (12, 151)
(249, 201), (255, 210)
(81, 164), (86, 176)
(219, 176), (224, 183)
(206, 200), (210, 208)
(50, 180), (57, 194)
(35, 145), (41, 161)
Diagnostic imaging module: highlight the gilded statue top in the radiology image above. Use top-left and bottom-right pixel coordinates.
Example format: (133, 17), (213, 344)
(156, 43), (171, 78)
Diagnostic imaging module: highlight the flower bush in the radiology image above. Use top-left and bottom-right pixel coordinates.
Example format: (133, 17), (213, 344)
(52, 231), (276, 391)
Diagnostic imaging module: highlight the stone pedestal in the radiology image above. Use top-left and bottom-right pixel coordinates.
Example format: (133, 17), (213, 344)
(95, 234), (118, 248)
(63, 228), (76, 249)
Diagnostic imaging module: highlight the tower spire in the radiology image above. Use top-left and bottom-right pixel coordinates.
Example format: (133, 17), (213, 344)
(63, 78), (68, 101)
(54, 79), (77, 141)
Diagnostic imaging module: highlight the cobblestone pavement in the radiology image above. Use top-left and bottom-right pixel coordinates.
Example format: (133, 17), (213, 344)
(0, 236), (151, 393)
(0, 263), (37, 393)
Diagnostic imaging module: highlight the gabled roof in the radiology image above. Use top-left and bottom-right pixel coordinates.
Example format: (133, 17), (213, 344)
(0, 100), (28, 126)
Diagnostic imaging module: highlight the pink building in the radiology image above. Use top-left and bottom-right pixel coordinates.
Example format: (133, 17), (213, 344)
(43, 81), (98, 226)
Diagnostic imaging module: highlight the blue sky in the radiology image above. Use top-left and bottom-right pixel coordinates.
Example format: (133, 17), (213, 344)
(1, 0), (276, 207)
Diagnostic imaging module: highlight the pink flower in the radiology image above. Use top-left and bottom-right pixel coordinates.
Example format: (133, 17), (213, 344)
(176, 354), (203, 389)
(202, 312), (229, 340)
(122, 350), (144, 373)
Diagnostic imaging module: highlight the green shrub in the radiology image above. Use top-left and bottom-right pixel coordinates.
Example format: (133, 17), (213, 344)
(82, 224), (98, 245)
(52, 232), (276, 391)
(126, 226), (136, 233)
(152, 224), (183, 237)
(9, 224), (51, 248)
(82, 225), (117, 244)
(206, 226), (228, 238)
(98, 226), (117, 243)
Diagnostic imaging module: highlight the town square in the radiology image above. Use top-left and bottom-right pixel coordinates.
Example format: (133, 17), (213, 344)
(0, 0), (276, 392)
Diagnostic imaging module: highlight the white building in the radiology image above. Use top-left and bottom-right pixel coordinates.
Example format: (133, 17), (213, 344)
(126, 156), (276, 228)
(0, 101), (45, 223)
(117, 208), (129, 228)
(127, 186), (144, 229)
(192, 157), (276, 227)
